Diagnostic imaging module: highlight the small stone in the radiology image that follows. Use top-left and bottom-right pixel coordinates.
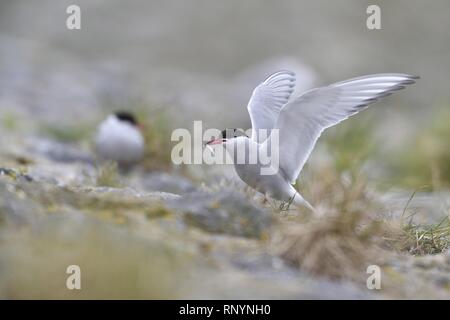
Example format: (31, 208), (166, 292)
(168, 190), (272, 238)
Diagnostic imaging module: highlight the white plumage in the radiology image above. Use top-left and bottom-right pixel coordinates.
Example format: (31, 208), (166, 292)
(210, 71), (418, 210)
(260, 73), (418, 184)
(95, 114), (144, 167)
(247, 71), (296, 143)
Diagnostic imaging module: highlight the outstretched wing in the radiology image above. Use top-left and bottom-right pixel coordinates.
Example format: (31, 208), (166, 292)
(263, 73), (419, 183)
(247, 70), (296, 143)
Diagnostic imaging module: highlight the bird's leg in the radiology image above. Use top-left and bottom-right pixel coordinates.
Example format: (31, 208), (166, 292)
(286, 195), (296, 210)
(279, 195), (295, 211)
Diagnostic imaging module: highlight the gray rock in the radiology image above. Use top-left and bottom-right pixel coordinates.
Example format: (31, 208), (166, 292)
(0, 178), (43, 227)
(28, 138), (94, 165)
(168, 190), (272, 238)
(141, 171), (196, 194)
(0, 168), (33, 182)
(445, 249), (450, 265)
(75, 186), (181, 203)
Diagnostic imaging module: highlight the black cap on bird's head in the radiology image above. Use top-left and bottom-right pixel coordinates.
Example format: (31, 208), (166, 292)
(206, 128), (248, 145)
(114, 111), (138, 126)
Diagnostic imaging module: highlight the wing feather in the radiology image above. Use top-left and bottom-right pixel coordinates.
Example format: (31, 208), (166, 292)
(262, 73), (419, 183)
(247, 71), (296, 143)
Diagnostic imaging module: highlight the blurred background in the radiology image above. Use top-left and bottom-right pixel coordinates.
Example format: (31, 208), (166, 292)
(1, 0), (450, 299)
(1, 0), (449, 185)
(0, 0), (447, 124)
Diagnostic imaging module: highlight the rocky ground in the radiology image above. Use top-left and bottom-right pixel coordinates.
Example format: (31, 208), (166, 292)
(1, 129), (449, 299)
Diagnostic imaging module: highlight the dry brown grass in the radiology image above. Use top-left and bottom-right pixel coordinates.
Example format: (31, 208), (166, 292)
(272, 217), (383, 281)
(271, 160), (450, 283)
(271, 164), (389, 281)
(138, 110), (173, 172)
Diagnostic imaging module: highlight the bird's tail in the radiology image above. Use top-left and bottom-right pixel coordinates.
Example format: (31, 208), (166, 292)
(292, 193), (315, 212)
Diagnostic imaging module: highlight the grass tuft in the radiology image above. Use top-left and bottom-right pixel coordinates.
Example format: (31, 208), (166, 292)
(399, 217), (450, 255)
(95, 162), (121, 187)
(137, 108), (174, 171)
(271, 209), (384, 281)
(271, 161), (386, 281)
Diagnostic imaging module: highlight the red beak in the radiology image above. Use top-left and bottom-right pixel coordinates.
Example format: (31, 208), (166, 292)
(206, 137), (226, 145)
(138, 124), (144, 131)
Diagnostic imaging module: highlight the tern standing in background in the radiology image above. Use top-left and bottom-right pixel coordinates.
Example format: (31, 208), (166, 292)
(95, 111), (145, 168)
(207, 71), (418, 210)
